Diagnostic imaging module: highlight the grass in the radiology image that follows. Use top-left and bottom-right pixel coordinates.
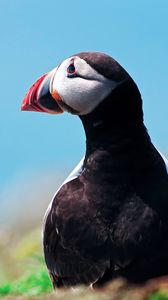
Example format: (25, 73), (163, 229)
(1, 228), (168, 299)
(0, 228), (52, 297)
(0, 267), (52, 297)
(148, 292), (168, 300)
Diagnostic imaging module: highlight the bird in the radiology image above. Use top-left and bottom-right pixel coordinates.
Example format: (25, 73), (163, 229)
(21, 52), (168, 288)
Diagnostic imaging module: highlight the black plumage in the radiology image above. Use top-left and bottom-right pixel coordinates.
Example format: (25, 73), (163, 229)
(22, 52), (168, 288)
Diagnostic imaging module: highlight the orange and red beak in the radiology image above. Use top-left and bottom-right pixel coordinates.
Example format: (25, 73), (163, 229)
(21, 70), (63, 114)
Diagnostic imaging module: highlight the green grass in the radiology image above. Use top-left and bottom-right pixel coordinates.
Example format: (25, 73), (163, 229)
(147, 292), (168, 300)
(0, 259), (52, 297)
(0, 228), (52, 297)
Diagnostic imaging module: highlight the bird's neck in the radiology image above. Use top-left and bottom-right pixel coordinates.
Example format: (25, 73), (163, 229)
(79, 78), (148, 156)
(84, 124), (151, 160)
(80, 123), (153, 190)
(79, 78), (155, 181)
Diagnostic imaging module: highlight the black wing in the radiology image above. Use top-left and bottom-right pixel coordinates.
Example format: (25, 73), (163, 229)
(110, 193), (168, 282)
(43, 177), (111, 287)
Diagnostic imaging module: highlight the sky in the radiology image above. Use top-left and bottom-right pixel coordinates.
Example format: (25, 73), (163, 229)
(0, 1), (168, 226)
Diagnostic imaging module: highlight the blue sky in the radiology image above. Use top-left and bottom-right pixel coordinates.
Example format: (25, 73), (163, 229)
(0, 1), (168, 202)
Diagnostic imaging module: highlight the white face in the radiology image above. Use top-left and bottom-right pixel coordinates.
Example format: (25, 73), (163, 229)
(50, 56), (120, 115)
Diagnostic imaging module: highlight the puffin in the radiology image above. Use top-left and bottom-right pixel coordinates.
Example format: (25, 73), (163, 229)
(21, 52), (168, 288)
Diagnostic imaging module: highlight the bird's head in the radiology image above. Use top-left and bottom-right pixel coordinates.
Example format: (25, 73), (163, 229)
(21, 52), (142, 117)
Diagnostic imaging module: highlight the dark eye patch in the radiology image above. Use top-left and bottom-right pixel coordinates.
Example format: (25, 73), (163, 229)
(67, 63), (77, 78)
(67, 64), (75, 73)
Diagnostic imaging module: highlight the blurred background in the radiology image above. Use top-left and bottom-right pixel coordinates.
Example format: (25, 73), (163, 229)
(0, 0), (168, 289)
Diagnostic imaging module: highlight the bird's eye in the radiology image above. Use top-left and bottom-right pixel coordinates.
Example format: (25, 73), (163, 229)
(67, 63), (76, 77)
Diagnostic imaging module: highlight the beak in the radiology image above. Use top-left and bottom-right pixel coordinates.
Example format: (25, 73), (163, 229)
(21, 69), (64, 114)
